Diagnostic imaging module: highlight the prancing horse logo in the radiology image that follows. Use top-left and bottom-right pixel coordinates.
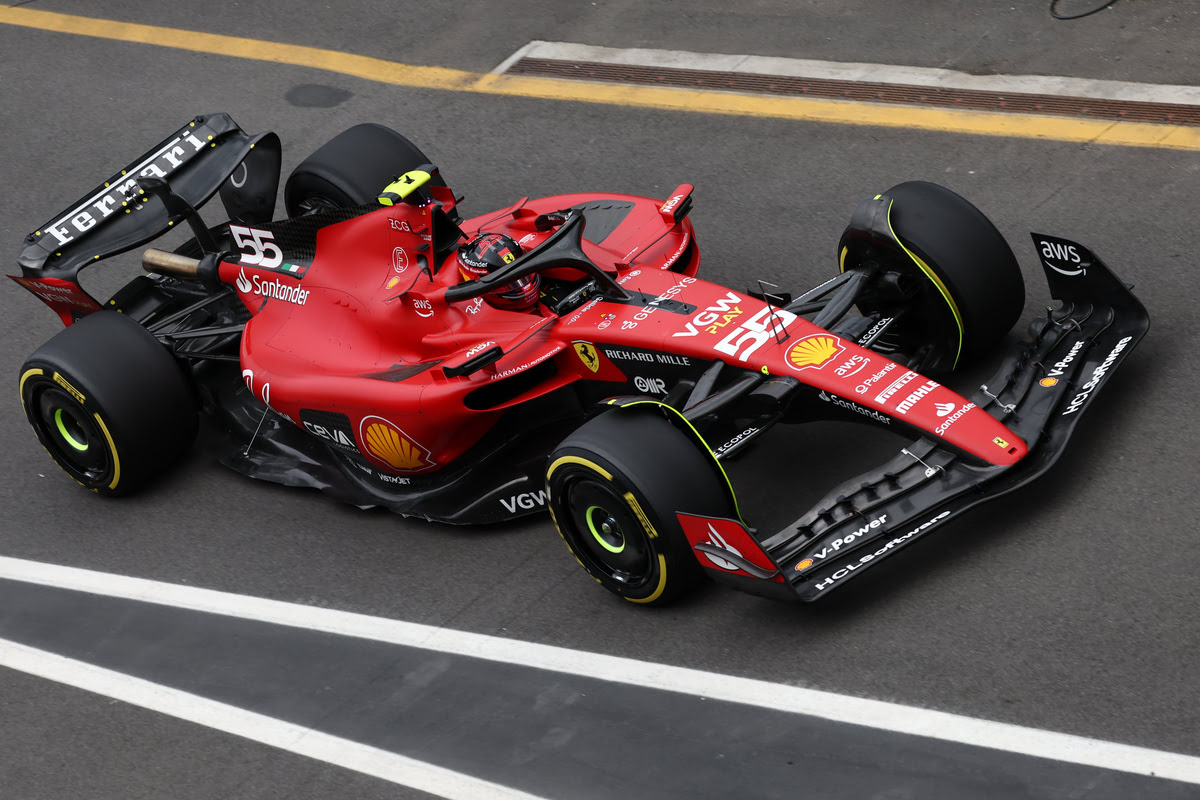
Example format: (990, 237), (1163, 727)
(573, 342), (600, 373)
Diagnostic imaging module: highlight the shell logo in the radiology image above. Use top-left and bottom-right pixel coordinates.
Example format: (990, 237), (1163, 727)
(359, 415), (433, 471)
(1040, 377), (1058, 387)
(786, 334), (844, 371)
(794, 558), (814, 572)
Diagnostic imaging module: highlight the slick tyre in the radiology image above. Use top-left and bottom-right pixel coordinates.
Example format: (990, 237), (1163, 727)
(844, 181), (1025, 371)
(284, 123), (446, 217)
(19, 312), (198, 496)
(546, 409), (731, 605)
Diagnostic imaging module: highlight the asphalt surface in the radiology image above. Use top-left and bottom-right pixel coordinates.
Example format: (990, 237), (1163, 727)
(2, 1), (1199, 797)
(5, 577), (1196, 800)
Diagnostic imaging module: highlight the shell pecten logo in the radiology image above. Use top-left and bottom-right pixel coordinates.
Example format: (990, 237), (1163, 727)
(359, 415), (433, 471)
(786, 334), (844, 371)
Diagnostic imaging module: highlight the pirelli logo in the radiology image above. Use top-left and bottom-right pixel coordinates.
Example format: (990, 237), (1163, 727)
(53, 372), (86, 405)
(875, 370), (917, 404)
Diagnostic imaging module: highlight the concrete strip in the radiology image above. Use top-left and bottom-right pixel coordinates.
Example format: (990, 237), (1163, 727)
(2, 7), (1200, 150)
(509, 41), (1200, 106)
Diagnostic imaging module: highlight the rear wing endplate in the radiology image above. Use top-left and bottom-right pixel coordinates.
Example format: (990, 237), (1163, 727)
(13, 113), (280, 309)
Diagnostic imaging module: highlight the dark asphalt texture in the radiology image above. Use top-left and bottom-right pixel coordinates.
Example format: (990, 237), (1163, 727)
(4, 578), (1196, 800)
(1, 1), (1198, 798)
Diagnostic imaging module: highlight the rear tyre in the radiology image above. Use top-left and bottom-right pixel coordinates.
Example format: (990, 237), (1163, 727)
(284, 123), (446, 217)
(19, 312), (198, 496)
(546, 409), (732, 605)
(841, 181), (1025, 371)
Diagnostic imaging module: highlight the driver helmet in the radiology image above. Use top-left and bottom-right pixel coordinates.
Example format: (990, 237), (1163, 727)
(457, 233), (539, 310)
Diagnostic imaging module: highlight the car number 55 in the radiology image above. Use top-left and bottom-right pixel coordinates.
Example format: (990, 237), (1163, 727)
(230, 225), (283, 269)
(714, 306), (798, 361)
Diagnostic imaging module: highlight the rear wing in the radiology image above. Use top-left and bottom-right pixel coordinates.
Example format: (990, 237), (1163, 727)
(11, 113), (280, 323)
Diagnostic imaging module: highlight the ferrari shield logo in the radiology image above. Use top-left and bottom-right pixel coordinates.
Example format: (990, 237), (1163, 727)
(574, 342), (601, 373)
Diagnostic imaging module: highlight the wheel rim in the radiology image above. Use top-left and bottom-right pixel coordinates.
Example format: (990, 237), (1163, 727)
(33, 387), (109, 479)
(585, 505), (626, 554)
(565, 478), (652, 586)
(54, 408), (89, 452)
(855, 269), (959, 372)
(297, 195), (344, 215)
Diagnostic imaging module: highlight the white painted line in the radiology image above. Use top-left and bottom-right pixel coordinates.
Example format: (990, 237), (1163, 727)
(502, 40), (1200, 106)
(0, 638), (548, 800)
(490, 40), (541, 75)
(2, 555), (1199, 786)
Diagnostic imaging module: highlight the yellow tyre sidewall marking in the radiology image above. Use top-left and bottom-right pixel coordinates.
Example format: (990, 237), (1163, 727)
(20, 366), (120, 491)
(623, 491), (657, 540)
(625, 555), (668, 604)
(623, 489), (669, 604)
(547, 455), (615, 584)
(547, 454), (612, 481)
(839, 203), (967, 368)
(608, 400), (744, 523)
(92, 413), (121, 491)
(18, 368), (44, 408)
(547, 454), (669, 601)
(883, 199), (965, 368)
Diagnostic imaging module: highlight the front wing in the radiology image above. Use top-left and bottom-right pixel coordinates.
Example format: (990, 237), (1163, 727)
(678, 234), (1149, 601)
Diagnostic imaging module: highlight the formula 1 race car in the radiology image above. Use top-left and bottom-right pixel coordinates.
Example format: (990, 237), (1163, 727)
(13, 113), (1148, 604)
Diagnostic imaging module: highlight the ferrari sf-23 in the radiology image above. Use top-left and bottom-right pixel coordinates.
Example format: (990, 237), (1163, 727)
(13, 114), (1148, 605)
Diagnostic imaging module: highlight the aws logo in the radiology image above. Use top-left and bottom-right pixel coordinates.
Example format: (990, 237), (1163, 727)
(1036, 236), (1088, 277)
(359, 415), (434, 472)
(786, 335), (844, 371)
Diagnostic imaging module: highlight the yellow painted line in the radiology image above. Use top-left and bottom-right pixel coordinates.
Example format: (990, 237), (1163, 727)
(4, 6), (1200, 151)
(0, 7), (479, 90)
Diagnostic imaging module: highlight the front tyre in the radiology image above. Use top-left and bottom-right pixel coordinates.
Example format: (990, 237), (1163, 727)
(841, 181), (1025, 372)
(19, 312), (198, 496)
(546, 409), (732, 605)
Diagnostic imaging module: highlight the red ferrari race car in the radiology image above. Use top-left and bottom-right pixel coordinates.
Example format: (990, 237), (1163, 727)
(13, 114), (1148, 604)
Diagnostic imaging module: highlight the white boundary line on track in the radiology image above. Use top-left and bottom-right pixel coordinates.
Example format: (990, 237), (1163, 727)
(0, 639), (548, 800)
(2, 555), (1198, 786)
(494, 41), (1200, 106)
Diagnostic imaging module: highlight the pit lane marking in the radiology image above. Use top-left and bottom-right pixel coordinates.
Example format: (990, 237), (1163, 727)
(0, 639), (548, 800)
(496, 40), (1200, 107)
(2, 6), (1200, 152)
(2, 555), (1199, 786)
